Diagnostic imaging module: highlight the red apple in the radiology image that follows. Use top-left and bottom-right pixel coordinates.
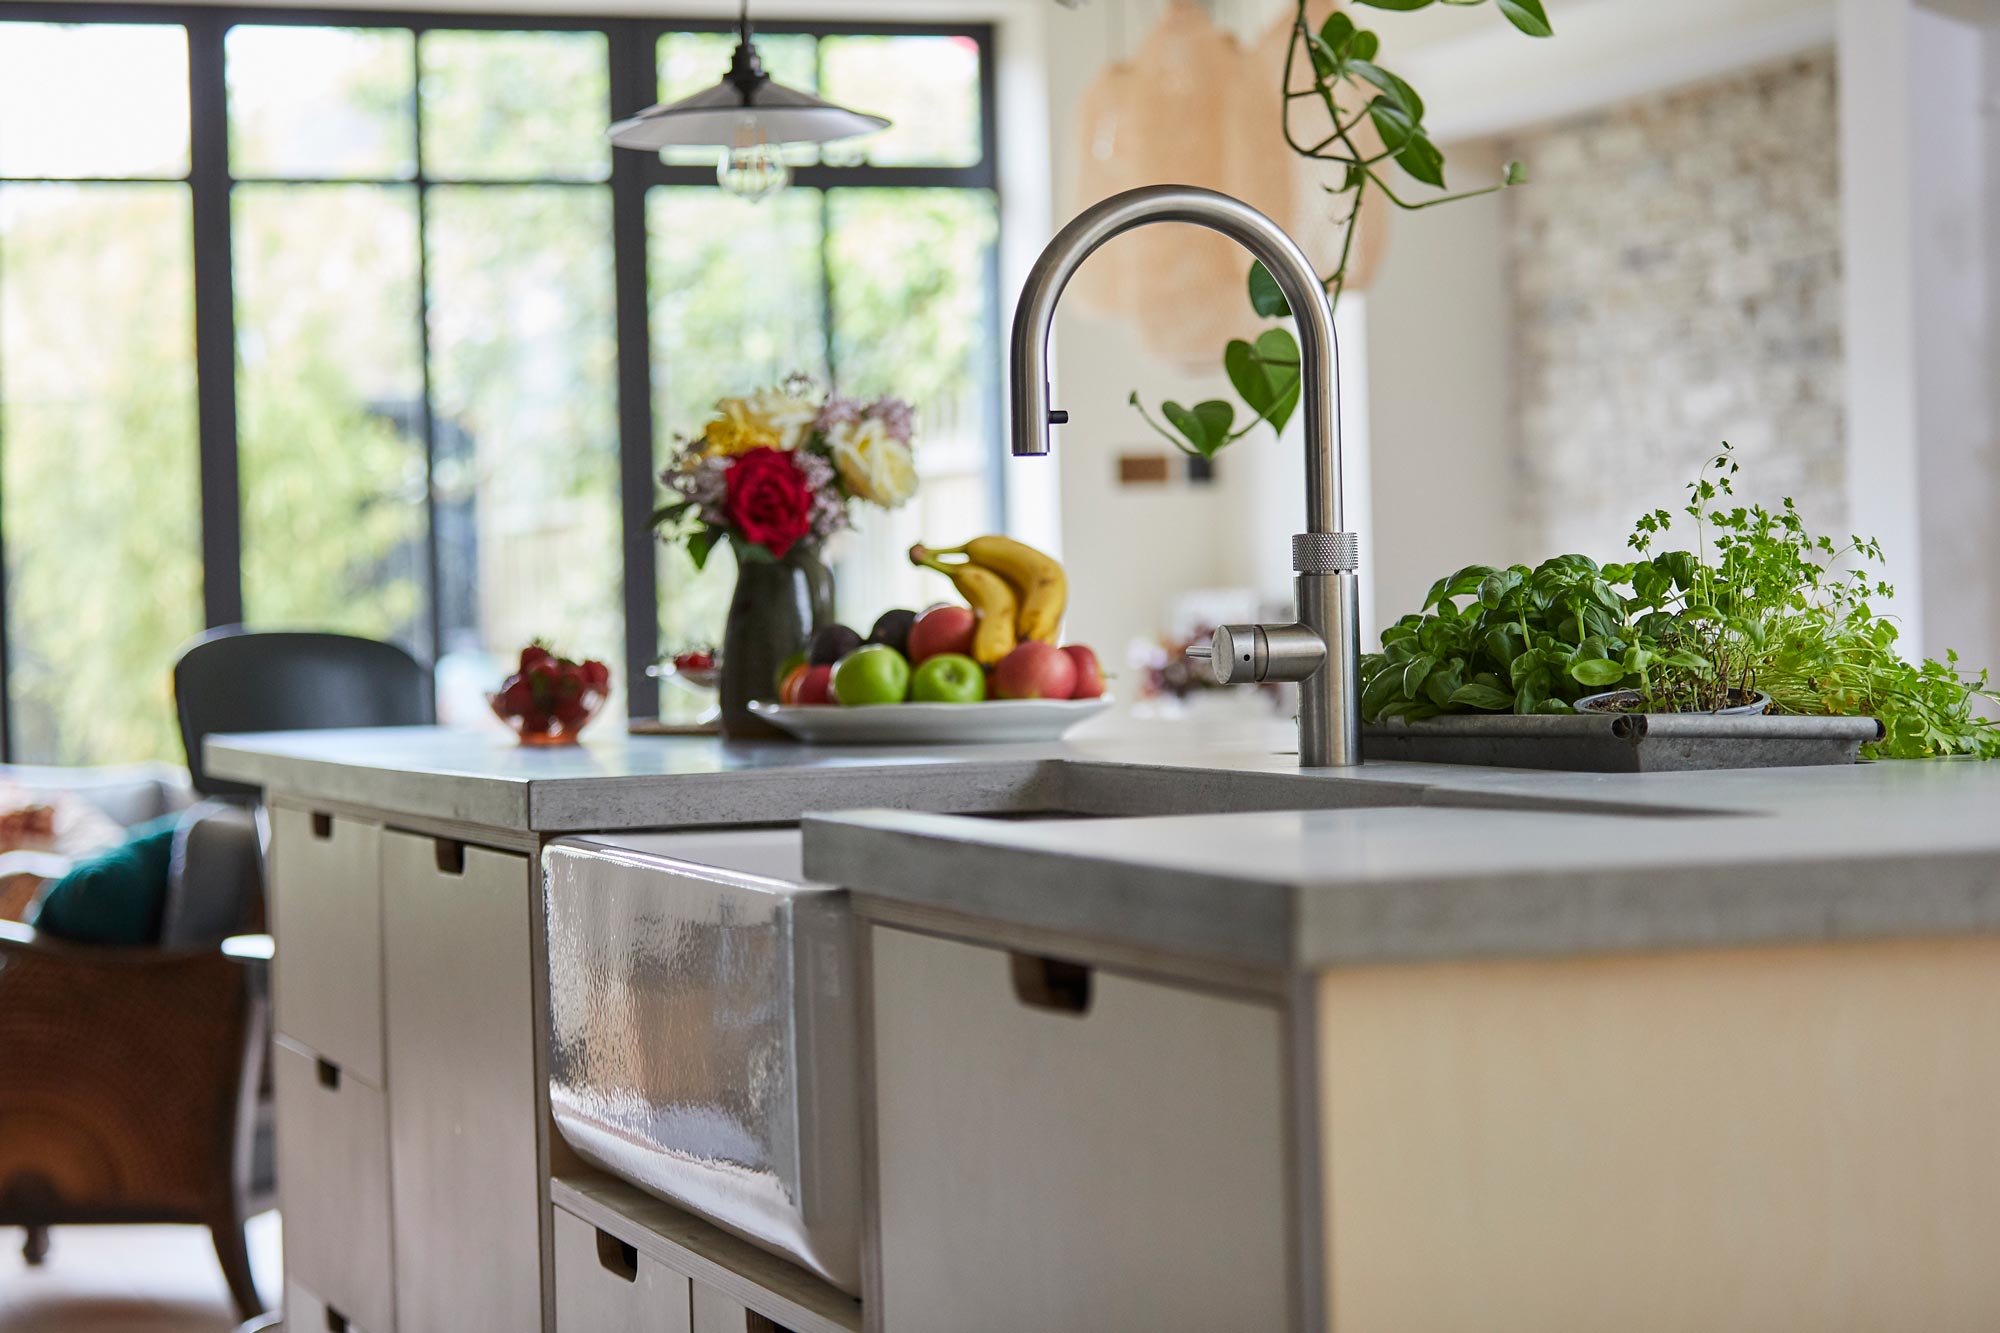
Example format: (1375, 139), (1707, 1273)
(993, 641), (1078, 700)
(1061, 645), (1105, 699)
(795, 663), (836, 706)
(906, 604), (977, 665)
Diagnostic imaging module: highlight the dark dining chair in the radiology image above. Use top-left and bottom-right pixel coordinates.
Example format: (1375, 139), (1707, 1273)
(0, 628), (433, 1318)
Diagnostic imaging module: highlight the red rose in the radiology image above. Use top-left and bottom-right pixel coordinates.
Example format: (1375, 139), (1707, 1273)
(723, 447), (814, 558)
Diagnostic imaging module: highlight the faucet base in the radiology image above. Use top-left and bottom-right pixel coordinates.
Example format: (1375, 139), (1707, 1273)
(1296, 568), (1362, 767)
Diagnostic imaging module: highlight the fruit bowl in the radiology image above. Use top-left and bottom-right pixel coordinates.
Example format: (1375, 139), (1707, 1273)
(489, 689), (606, 746)
(749, 696), (1112, 746)
(492, 645), (611, 746)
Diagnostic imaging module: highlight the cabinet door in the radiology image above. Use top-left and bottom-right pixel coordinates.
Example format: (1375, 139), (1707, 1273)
(382, 830), (545, 1333)
(554, 1207), (692, 1333)
(274, 1039), (396, 1333)
(269, 805), (385, 1084)
(870, 927), (1290, 1333)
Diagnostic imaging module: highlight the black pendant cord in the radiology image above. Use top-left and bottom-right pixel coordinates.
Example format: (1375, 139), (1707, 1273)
(727, 0), (768, 105)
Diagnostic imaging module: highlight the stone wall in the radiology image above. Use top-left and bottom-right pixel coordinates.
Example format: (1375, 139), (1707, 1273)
(1502, 52), (1844, 559)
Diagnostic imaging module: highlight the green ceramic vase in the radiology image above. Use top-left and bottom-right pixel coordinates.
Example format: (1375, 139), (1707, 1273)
(719, 547), (834, 739)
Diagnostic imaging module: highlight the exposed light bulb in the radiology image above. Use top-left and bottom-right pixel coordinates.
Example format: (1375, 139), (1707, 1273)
(717, 119), (790, 201)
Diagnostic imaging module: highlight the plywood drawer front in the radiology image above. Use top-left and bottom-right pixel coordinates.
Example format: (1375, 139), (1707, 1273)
(274, 1038), (395, 1333)
(381, 829), (544, 1333)
(870, 927), (1290, 1333)
(691, 1282), (785, 1333)
(270, 804), (386, 1084)
(289, 1275), (385, 1333)
(554, 1205), (692, 1333)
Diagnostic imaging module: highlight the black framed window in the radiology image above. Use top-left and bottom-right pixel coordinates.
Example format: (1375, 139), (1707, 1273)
(0, 5), (1001, 763)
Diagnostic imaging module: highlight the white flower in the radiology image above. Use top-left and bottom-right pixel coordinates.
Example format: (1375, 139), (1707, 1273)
(827, 416), (917, 509)
(746, 385), (820, 451)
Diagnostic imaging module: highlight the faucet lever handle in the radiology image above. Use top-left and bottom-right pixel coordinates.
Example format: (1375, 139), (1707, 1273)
(1196, 623), (1326, 686)
(1047, 409), (1069, 425)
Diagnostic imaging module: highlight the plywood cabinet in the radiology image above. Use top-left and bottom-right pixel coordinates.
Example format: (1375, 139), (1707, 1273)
(868, 927), (1291, 1333)
(273, 1038), (396, 1333)
(554, 1206), (693, 1333)
(269, 804), (386, 1084)
(381, 830), (546, 1333)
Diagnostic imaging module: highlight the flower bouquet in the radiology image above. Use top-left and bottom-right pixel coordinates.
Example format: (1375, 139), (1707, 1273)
(653, 374), (918, 567)
(652, 375), (918, 736)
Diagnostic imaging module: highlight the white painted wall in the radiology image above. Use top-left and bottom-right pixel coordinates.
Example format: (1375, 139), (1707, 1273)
(1361, 138), (1526, 629)
(1909, 3), (1999, 677)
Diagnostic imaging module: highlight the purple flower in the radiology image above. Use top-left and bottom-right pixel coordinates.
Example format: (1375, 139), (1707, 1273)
(864, 396), (915, 444)
(815, 394), (862, 434)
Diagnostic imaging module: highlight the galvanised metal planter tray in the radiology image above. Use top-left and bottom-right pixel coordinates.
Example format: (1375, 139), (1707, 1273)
(1362, 711), (1884, 773)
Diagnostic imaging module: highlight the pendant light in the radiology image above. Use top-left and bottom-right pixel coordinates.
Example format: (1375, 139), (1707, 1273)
(608, 0), (890, 201)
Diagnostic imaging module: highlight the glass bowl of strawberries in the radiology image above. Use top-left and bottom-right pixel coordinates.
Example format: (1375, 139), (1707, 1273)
(490, 644), (610, 746)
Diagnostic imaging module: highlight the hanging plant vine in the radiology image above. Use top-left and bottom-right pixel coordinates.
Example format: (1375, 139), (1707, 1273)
(1132, 0), (1553, 458)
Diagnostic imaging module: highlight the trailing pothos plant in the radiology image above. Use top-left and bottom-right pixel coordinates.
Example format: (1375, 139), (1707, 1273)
(1360, 444), (2000, 759)
(1133, 0), (1551, 458)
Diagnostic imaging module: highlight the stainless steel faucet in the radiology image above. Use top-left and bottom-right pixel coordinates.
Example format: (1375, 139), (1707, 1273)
(1009, 184), (1362, 767)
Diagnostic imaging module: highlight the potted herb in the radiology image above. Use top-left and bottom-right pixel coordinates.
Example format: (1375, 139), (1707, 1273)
(1360, 446), (1998, 770)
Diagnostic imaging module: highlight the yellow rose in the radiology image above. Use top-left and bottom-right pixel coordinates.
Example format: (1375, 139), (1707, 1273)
(829, 417), (917, 508)
(702, 397), (782, 457)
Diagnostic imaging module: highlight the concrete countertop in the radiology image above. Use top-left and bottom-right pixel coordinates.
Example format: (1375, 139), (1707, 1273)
(209, 722), (2000, 970)
(807, 758), (2000, 970)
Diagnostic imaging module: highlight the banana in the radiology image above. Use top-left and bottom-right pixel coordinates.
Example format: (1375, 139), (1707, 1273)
(933, 536), (1067, 645)
(909, 544), (1019, 664)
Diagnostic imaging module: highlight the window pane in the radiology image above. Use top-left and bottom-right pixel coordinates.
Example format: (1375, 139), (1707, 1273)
(235, 184), (426, 652)
(425, 186), (621, 712)
(820, 36), (980, 168)
(648, 186), (824, 654)
(827, 188), (998, 617)
(0, 184), (201, 763)
(0, 23), (189, 178)
(656, 33), (815, 168)
(421, 31), (609, 181)
(227, 26), (416, 180)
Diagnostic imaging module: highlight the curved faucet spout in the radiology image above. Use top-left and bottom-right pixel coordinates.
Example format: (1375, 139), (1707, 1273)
(1008, 184), (1344, 536)
(1006, 185), (1362, 766)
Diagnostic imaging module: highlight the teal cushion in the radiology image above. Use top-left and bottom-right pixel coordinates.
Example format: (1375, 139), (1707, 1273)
(29, 814), (181, 946)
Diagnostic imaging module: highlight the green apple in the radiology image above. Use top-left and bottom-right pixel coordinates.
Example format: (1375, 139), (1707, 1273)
(831, 644), (911, 706)
(910, 652), (986, 704)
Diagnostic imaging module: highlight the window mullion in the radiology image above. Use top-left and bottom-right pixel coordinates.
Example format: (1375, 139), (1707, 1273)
(187, 11), (243, 629)
(610, 18), (660, 717)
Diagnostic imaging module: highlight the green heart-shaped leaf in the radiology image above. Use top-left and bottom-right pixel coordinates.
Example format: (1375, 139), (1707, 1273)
(1224, 327), (1302, 436)
(1395, 133), (1446, 188)
(1161, 399), (1235, 458)
(1348, 60), (1424, 122)
(1366, 97), (1416, 154)
(1247, 261), (1290, 318)
(1497, 0), (1554, 38)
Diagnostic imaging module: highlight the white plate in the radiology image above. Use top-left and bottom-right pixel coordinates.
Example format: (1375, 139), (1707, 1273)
(750, 696), (1112, 745)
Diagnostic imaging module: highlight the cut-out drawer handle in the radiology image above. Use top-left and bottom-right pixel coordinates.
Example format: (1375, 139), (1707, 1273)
(324, 1306), (349, 1332)
(433, 837), (465, 875)
(310, 812), (333, 839)
(1010, 952), (1093, 1015)
(596, 1227), (638, 1282)
(315, 1057), (341, 1091)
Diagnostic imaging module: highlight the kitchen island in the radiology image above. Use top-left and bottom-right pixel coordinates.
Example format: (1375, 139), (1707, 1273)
(209, 724), (2000, 1333)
